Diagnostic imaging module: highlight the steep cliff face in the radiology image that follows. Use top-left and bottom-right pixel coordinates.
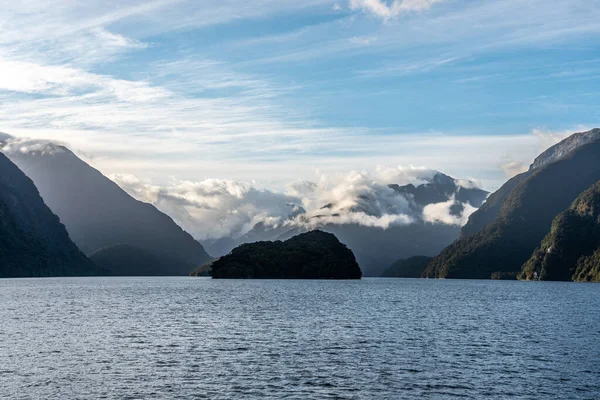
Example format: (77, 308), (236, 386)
(0, 153), (101, 277)
(4, 140), (211, 275)
(460, 128), (600, 240)
(425, 139), (600, 279)
(520, 181), (600, 282)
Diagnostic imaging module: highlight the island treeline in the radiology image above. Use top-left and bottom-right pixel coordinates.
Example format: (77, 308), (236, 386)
(193, 231), (362, 279)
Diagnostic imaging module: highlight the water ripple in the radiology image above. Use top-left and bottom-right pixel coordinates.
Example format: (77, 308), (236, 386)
(0, 277), (599, 399)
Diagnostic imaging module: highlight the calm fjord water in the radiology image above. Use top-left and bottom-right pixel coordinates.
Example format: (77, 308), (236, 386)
(0, 278), (599, 399)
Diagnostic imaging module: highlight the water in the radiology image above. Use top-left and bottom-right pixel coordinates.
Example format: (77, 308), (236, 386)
(0, 278), (599, 399)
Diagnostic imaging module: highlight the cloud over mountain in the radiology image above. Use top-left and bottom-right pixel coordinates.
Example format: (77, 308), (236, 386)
(111, 165), (484, 241)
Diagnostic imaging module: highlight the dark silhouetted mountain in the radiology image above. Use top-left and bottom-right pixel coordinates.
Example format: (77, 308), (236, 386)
(381, 256), (432, 278)
(203, 172), (488, 277)
(520, 181), (600, 282)
(0, 152), (103, 277)
(89, 244), (164, 276)
(459, 171), (532, 239)
(425, 138), (600, 279)
(3, 140), (211, 275)
(198, 230), (361, 279)
(314, 223), (461, 277)
(461, 128), (600, 239)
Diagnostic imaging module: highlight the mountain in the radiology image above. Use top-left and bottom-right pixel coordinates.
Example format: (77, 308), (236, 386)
(459, 171), (532, 239)
(520, 181), (600, 282)
(461, 128), (600, 239)
(308, 222), (461, 277)
(381, 256), (432, 278)
(425, 136), (600, 279)
(89, 244), (164, 276)
(0, 152), (103, 277)
(198, 230), (361, 279)
(2, 137), (211, 275)
(203, 172), (488, 277)
(530, 128), (600, 170)
(389, 172), (488, 208)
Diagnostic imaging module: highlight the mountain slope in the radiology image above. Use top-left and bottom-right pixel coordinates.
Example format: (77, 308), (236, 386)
(0, 153), (102, 277)
(89, 244), (164, 276)
(459, 171), (532, 239)
(424, 139), (600, 279)
(3, 140), (211, 275)
(520, 181), (600, 282)
(381, 256), (432, 278)
(460, 128), (600, 239)
(530, 128), (600, 170)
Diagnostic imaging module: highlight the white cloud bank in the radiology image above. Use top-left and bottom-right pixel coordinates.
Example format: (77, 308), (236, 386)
(110, 165), (480, 240)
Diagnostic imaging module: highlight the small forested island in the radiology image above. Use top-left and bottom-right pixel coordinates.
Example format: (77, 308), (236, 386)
(192, 230), (362, 279)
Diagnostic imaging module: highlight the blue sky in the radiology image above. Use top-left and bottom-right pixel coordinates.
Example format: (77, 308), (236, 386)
(0, 0), (599, 191)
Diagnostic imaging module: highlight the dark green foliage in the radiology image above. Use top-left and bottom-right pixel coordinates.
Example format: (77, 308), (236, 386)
(0, 153), (104, 277)
(459, 171), (532, 239)
(425, 139), (600, 279)
(490, 271), (518, 280)
(204, 230), (362, 279)
(89, 244), (164, 276)
(520, 181), (600, 282)
(381, 256), (432, 278)
(573, 249), (600, 282)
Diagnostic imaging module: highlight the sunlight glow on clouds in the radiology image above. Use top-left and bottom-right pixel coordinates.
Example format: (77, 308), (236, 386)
(0, 0), (598, 193)
(110, 165), (479, 240)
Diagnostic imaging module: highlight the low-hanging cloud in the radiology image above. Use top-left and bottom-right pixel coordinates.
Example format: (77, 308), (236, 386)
(111, 165), (481, 240)
(423, 196), (477, 226)
(1, 136), (67, 157)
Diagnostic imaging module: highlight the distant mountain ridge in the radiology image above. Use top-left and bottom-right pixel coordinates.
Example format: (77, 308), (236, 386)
(204, 172), (488, 276)
(390, 172), (488, 209)
(1, 136), (211, 275)
(425, 130), (600, 280)
(89, 244), (164, 276)
(0, 152), (102, 277)
(381, 256), (432, 278)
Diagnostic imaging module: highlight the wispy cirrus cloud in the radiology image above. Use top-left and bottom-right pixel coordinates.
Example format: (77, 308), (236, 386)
(0, 0), (598, 194)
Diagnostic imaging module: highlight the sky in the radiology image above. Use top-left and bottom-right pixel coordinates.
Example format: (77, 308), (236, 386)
(0, 0), (599, 192)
